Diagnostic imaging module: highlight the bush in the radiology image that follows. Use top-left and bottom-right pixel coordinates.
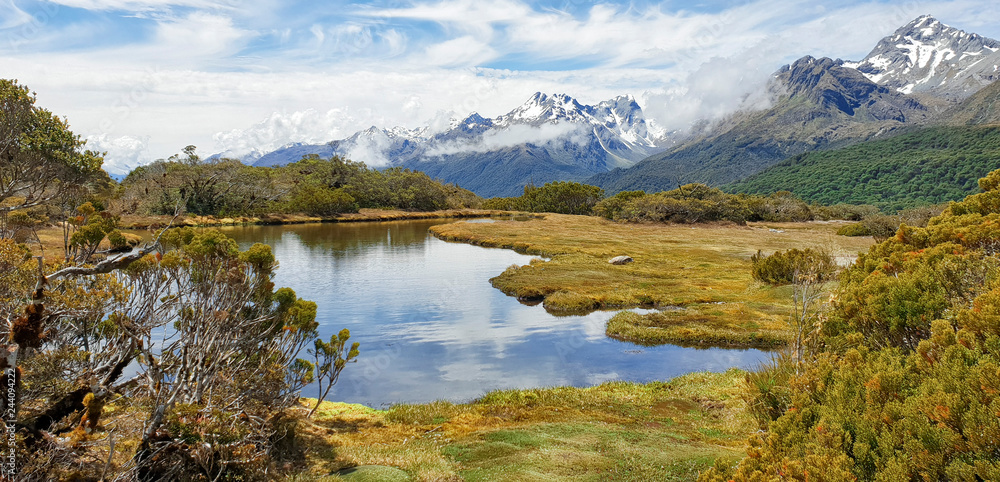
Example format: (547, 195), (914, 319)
(750, 248), (836, 285)
(704, 169), (1000, 482)
(481, 197), (526, 211)
(288, 186), (358, 216)
(861, 214), (902, 242)
(836, 222), (870, 237)
(521, 181), (604, 215)
(593, 190), (646, 219)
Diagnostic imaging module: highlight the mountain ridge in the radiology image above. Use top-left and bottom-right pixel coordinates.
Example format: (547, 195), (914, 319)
(249, 92), (672, 197)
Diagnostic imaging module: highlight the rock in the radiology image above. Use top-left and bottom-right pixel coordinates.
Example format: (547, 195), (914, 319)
(334, 465), (411, 481)
(609, 255), (633, 265)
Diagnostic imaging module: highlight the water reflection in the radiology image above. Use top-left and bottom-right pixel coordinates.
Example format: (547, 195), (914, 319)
(218, 220), (771, 408)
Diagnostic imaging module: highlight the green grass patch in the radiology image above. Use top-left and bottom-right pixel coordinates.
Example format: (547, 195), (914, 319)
(606, 304), (791, 348)
(297, 370), (755, 481)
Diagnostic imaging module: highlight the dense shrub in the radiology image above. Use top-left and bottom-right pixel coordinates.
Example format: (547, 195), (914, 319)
(481, 196), (525, 211)
(114, 152), (481, 217)
(593, 190), (646, 219)
(810, 203), (880, 221)
(482, 182), (603, 215)
(599, 185), (872, 225)
(835, 222), (870, 236)
(750, 248), (836, 285)
(522, 181), (604, 215)
(703, 168), (1000, 481)
(288, 185), (358, 216)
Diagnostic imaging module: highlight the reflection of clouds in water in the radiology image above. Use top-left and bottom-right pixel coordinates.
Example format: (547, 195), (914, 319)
(438, 360), (498, 382)
(587, 372), (621, 386)
(222, 221), (772, 407)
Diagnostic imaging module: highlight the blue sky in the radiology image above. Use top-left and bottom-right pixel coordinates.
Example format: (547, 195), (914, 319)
(3, 0), (1000, 173)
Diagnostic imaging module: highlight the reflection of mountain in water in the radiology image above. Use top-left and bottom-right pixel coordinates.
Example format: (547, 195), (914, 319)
(219, 220), (770, 408)
(219, 219), (449, 259)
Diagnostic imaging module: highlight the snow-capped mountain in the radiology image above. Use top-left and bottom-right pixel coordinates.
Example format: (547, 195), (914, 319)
(845, 15), (1000, 100)
(252, 92), (671, 197)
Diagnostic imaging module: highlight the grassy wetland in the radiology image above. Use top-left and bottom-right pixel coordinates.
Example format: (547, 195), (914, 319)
(293, 370), (750, 481)
(431, 214), (873, 348)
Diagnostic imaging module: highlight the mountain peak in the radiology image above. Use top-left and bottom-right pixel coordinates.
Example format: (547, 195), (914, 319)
(846, 16), (1000, 99)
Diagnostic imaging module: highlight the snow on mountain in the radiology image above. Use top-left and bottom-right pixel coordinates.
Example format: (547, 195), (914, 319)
(246, 92), (673, 197)
(845, 15), (1000, 100)
(255, 92), (663, 173)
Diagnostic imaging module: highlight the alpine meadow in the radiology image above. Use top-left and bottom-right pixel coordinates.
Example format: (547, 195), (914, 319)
(4, 3), (1000, 481)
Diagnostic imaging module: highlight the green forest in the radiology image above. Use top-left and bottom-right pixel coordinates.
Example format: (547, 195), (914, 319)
(727, 125), (1000, 211)
(117, 149), (481, 218)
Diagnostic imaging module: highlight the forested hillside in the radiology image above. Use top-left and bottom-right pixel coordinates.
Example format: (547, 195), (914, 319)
(727, 125), (1000, 211)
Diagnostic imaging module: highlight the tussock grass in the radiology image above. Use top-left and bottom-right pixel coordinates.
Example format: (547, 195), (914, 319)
(606, 302), (791, 348)
(297, 370), (752, 481)
(431, 214), (872, 347)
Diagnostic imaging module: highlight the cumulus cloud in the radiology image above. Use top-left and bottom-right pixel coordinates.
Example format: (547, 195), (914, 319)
(641, 40), (784, 132)
(427, 121), (588, 156)
(8, 0), (1000, 172)
(85, 134), (151, 175)
(212, 108), (366, 159)
(343, 131), (395, 167)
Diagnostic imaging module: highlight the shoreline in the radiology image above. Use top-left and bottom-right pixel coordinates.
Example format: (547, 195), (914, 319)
(117, 208), (517, 230)
(429, 214), (873, 349)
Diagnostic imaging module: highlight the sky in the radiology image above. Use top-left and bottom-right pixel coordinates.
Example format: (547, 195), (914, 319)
(3, 0), (1000, 174)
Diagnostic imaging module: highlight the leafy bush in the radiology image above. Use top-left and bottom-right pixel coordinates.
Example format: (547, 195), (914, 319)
(836, 222), (870, 236)
(481, 196), (526, 211)
(115, 152), (481, 217)
(522, 181), (604, 215)
(603, 185), (871, 225)
(750, 248), (836, 285)
(704, 168), (1000, 481)
(481, 182), (603, 215)
(288, 185), (358, 216)
(593, 190), (646, 219)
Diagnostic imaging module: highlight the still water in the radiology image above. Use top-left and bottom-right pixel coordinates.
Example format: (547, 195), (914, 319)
(218, 219), (771, 408)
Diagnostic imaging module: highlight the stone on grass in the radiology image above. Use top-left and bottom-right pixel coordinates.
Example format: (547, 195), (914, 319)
(608, 255), (634, 265)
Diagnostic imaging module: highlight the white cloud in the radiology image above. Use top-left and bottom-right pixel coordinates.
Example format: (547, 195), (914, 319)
(424, 36), (496, 67)
(212, 108), (364, 158)
(0, 0), (33, 29)
(6, 0), (1000, 172)
(343, 131), (395, 167)
(85, 133), (151, 175)
(427, 121), (588, 156)
(45, 0), (239, 11)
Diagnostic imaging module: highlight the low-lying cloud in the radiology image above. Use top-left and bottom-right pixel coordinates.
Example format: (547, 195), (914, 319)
(426, 121), (589, 157)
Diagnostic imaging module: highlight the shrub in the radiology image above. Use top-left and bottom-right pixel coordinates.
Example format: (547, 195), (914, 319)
(836, 222), (870, 236)
(288, 186), (358, 216)
(522, 181), (604, 215)
(750, 248), (836, 285)
(593, 190), (646, 220)
(861, 214), (902, 242)
(482, 196), (527, 211)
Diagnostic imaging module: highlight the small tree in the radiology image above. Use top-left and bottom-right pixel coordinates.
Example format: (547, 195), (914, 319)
(751, 248), (837, 368)
(307, 329), (360, 417)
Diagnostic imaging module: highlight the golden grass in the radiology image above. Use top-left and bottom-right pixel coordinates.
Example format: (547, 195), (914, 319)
(431, 214), (873, 347)
(298, 370), (752, 481)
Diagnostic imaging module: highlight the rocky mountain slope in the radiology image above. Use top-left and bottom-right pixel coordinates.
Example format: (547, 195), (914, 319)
(844, 15), (1000, 100)
(590, 16), (1000, 194)
(589, 56), (931, 192)
(251, 93), (670, 197)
